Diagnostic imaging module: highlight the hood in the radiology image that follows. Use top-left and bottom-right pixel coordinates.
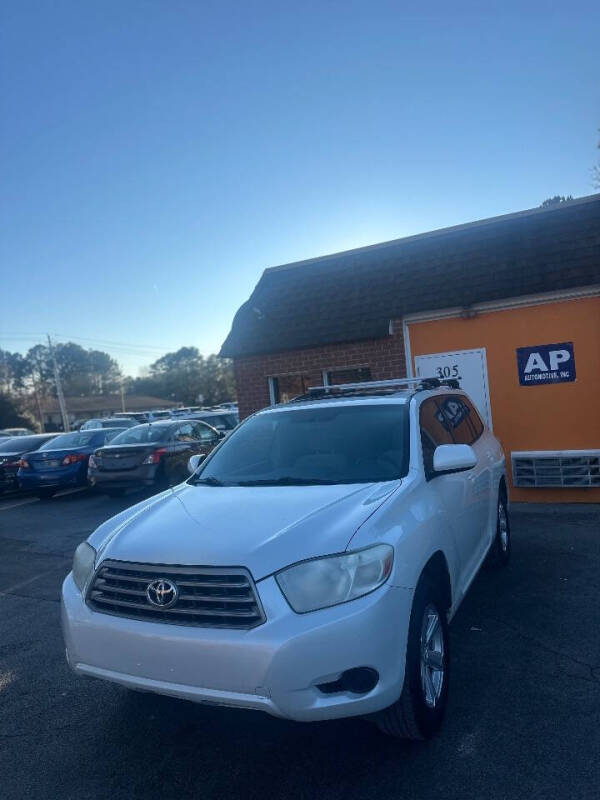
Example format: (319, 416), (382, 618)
(93, 480), (399, 581)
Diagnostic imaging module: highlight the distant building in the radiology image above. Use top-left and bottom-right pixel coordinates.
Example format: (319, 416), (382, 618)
(221, 194), (600, 504)
(39, 395), (180, 429)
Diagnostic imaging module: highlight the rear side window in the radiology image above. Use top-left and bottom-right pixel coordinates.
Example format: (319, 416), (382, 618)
(192, 423), (219, 442)
(420, 398), (454, 476)
(175, 424), (195, 442)
(462, 397), (484, 440)
(435, 396), (484, 445)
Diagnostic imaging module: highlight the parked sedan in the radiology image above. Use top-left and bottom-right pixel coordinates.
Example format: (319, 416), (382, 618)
(185, 410), (239, 432)
(17, 428), (123, 499)
(0, 433), (60, 492)
(0, 427), (35, 437)
(88, 420), (223, 496)
(80, 418), (138, 431)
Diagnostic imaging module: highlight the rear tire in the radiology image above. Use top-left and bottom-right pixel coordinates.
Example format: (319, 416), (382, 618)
(485, 491), (511, 569)
(375, 577), (449, 739)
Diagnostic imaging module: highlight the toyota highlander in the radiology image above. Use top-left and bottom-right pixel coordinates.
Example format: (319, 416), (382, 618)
(61, 378), (510, 739)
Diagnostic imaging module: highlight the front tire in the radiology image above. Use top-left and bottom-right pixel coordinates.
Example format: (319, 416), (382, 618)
(375, 577), (449, 739)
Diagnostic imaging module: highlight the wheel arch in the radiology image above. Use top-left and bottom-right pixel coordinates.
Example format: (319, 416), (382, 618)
(419, 550), (452, 612)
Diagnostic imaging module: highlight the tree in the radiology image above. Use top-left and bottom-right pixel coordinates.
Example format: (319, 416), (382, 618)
(540, 195), (574, 208)
(19, 342), (122, 397)
(128, 347), (236, 405)
(0, 350), (28, 394)
(0, 392), (34, 430)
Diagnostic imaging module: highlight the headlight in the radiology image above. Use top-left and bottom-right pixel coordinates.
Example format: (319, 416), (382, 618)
(275, 544), (394, 613)
(72, 542), (96, 593)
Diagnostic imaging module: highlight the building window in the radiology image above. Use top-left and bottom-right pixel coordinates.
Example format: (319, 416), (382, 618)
(323, 366), (372, 386)
(269, 374), (310, 404)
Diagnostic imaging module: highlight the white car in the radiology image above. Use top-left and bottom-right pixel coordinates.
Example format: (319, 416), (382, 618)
(62, 378), (510, 739)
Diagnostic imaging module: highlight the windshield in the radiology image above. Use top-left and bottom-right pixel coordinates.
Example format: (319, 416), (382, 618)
(39, 432), (97, 450)
(195, 403), (409, 486)
(109, 424), (170, 445)
(0, 435), (52, 453)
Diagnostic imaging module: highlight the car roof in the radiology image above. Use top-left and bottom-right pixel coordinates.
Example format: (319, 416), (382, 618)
(260, 393), (412, 415)
(131, 419), (176, 426)
(257, 380), (467, 416)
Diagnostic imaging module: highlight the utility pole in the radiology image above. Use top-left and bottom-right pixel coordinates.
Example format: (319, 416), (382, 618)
(120, 379), (126, 412)
(33, 381), (45, 432)
(47, 335), (70, 432)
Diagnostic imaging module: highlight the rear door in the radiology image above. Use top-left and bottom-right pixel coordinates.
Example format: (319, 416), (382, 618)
(436, 394), (491, 572)
(419, 396), (488, 596)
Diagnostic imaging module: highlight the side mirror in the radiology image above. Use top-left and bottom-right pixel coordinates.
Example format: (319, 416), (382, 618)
(218, 430), (227, 439)
(187, 454), (206, 474)
(433, 444), (477, 475)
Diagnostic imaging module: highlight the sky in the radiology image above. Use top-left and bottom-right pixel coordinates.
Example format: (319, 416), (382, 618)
(1, 0), (599, 376)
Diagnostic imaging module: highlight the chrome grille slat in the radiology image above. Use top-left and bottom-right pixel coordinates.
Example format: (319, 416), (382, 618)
(87, 560), (266, 629)
(94, 580), (146, 597)
(94, 577), (255, 603)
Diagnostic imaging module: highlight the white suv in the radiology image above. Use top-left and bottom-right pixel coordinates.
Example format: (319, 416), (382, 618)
(62, 378), (510, 740)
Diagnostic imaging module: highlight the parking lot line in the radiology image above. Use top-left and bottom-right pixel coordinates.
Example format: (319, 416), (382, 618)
(55, 487), (87, 498)
(0, 563), (70, 595)
(0, 497), (39, 511)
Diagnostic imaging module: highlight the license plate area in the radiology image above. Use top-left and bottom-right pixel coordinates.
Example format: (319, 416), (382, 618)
(38, 460), (61, 470)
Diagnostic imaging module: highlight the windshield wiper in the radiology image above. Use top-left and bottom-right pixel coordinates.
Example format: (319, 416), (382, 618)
(234, 477), (340, 486)
(192, 476), (225, 486)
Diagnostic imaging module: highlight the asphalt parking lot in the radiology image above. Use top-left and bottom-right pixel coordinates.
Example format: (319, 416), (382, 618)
(0, 490), (598, 800)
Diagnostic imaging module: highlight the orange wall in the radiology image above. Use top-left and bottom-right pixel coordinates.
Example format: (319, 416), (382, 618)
(408, 296), (600, 502)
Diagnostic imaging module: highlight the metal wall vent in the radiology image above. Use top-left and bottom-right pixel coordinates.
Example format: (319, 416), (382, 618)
(512, 450), (600, 488)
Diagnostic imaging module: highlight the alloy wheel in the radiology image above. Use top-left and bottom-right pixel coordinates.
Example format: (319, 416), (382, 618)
(498, 501), (509, 552)
(420, 604), (445, 708)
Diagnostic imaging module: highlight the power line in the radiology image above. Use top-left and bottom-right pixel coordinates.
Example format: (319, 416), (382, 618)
(0, 331), (172, 352)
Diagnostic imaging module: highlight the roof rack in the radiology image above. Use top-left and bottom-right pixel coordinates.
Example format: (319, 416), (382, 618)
(291, 376), (460, 402)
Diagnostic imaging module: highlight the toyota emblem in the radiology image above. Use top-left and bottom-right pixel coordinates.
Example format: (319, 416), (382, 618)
(146, 578), (178, 608)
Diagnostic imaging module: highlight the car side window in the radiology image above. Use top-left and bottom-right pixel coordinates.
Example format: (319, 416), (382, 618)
(175, 423), (194, 442)
(192, 423), (218, 442)
(420, 398), (454, 477)
(436, 395), (483, 445)
(461, 397), (484, 440)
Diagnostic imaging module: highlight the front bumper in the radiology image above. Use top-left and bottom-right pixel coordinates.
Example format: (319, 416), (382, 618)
(61, 572), (412, 722)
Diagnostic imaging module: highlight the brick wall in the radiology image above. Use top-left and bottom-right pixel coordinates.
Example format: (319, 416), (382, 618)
(233, 321), (406, 419)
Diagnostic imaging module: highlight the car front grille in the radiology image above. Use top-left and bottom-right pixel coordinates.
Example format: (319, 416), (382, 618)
(87, 560), (266, 629)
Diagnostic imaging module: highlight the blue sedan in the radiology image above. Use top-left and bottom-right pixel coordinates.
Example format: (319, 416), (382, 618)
(18, 428), (123, 498)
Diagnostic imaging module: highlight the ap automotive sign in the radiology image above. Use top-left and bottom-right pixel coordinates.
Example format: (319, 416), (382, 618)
(516, 341), (576, 386)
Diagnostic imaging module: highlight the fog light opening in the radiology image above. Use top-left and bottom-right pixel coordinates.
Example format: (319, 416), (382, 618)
(317, 667), (379, 696)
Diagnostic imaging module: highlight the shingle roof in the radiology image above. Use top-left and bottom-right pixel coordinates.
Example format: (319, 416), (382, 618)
(220, 194), (600, 358)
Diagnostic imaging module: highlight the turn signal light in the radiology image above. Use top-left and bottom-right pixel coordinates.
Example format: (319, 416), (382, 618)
(142, 448), (167, 465)
(18, 459), (30, 469)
